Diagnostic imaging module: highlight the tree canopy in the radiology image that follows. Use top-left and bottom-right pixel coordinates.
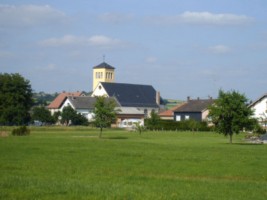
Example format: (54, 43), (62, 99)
(31, 106), (55, 125)
(208, 90), (254, 143)
(93, 96), (117, 138)
(0, 73), (33, 125)
(60, 106), (88, 126)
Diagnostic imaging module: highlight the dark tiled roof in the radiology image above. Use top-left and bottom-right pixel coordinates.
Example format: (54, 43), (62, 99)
(67, 96), (119, 109)
(174, 99), (215, 113)
(67, 96), (96, 109)
(101, 82), (160, 108)
(47, 92), (82, 109)
(93, 62), (115, 69)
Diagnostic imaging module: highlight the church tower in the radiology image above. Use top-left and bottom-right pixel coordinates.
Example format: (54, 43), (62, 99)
(92, 62), (115, 91)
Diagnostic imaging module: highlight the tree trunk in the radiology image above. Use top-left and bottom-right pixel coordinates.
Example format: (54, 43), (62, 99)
(229, 134), (233, 144)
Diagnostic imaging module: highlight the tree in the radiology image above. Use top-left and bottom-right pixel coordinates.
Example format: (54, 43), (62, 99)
(93, 96), (117, 138)
(208, 90), (254, 143)
(60, 106), (88, 126)
(145, 110), (160, 130)
(0, 73), (33, 125)
(31, 106), (55, 125)
(134, 121), (145, 135)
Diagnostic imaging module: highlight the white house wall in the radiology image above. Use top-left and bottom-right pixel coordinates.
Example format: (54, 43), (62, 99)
(76, 108), (95, 121)
(251, 97), (267, 120)
(60, 98), (75, 112)
(91, 83), (108, 97)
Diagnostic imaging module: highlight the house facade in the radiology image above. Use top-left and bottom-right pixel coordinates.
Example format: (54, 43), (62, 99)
(159, 103), (186, 120)
(60, 96), (98, 122)
(249, 94), (267, 127)
(47, 92), (84, 115)
(173, 97), (214, 122)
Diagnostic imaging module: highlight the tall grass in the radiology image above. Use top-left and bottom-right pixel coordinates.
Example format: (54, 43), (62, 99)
(1, 127), (267, 199)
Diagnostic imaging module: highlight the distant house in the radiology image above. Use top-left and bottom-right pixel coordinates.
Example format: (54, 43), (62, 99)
(47, 92), (84, 115)
(159, 103), (186, 120)
(173, 97), (215, 122)
(60, 96), (97, 121)
(248, 94), (267, 127)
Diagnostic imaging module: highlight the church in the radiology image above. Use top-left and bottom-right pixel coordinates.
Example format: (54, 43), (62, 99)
(48, 61), (164, 127)
(91, 62), (164, 127)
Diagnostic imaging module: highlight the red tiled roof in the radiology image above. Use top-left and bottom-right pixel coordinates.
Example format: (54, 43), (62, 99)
(47, 92), (82, 109)
(159, 103), (186, 117)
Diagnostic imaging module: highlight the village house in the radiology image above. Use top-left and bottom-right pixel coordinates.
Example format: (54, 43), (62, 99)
(158, 103), (186, 120)
(173, 97), (214, 122)
(248, 93), (267, 128)
(47, 91), (84, 115)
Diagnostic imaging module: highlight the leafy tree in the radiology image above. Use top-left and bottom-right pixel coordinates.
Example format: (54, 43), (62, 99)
(31, 106), (55, 125)
(145, 110), (160, 130)
(93, 96), (117, 138)
(60, 106), (76, 126)
(208, 90), (254, 143)
(0, 73), (33, 125)
(60, 106), (88, 126)
(53, 111), (61, 124)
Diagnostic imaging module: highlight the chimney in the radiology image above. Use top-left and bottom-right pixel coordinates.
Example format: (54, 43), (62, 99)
(156, 91), (160, 105)
(187, 96), (190, 101)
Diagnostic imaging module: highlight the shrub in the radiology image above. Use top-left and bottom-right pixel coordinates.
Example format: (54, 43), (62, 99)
(144, 119), (211, 131)
(12, 126), (30, 136)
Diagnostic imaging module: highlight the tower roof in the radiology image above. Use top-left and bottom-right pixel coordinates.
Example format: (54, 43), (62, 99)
(93, 62), (115, 69)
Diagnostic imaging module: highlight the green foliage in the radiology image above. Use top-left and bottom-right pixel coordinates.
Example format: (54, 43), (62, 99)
(0, 73), (33, 125)
(33, 91), (58, 106)
(146, 110), (160, 129)
(31, 106), (55, 125)
(209, 90), (255, 143)
(134, 121), (146, 134)
(93, 96), (117, 137)
(11, 126), (30, 136)
(145, 119), (210, 131)
(60, 106), (88, 126)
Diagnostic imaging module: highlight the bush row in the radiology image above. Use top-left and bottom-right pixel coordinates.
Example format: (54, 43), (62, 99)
(145, 119), (211, 131)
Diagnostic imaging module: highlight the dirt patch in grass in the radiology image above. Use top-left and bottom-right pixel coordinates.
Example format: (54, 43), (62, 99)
(0, 131), (9, 137)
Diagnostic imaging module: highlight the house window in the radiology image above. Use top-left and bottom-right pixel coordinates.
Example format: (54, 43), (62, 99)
(185, 115), (190, 120)
(176, 115), (181, 121)
(144, 109), (148, 118)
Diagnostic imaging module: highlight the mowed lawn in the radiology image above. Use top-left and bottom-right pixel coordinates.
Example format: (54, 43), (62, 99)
(1, 127), (267, 200)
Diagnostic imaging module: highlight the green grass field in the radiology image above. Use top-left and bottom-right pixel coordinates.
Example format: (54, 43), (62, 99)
(1, 127), (267, 200)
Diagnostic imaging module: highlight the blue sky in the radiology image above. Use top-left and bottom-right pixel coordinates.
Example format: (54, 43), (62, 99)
(1, 0), (267, 101)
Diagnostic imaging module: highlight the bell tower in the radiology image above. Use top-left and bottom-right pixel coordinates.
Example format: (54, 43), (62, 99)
(92, 62), (115, 91)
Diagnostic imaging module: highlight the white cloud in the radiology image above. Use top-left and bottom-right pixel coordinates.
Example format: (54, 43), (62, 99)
(147, 11), (253, 26)
(39, 35), (124, 49)
(98, 13), (133, 24)
(180, 12), (253, 25)
(208, 45), (232, 54)
(0, 4), (66, 28)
